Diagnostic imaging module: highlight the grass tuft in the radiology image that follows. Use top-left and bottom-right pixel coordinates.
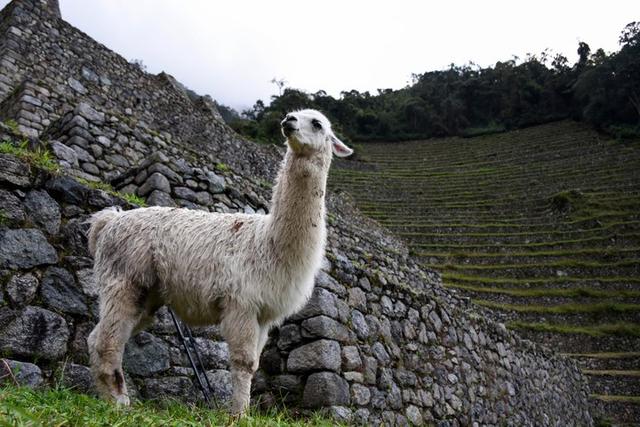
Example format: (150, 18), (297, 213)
(474, 300), (640, 314)
(0, 139), (60, 173)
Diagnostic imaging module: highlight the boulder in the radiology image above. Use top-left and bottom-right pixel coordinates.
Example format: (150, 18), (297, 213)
(302, 372), (350, 408)
(287, 339), (341, 373)
(0, 228), (57, 269)
(0, 306), (69, 360)
(24, 190), (61, 235)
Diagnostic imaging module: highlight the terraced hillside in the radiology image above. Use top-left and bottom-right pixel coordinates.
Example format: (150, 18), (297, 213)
(330, 120), (640, 424)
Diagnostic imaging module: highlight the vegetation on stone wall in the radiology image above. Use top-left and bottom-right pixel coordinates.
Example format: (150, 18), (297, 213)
(223, 22), (640, 143)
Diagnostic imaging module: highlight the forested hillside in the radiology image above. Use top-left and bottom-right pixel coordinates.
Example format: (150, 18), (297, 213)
(225, 22), (639, 144)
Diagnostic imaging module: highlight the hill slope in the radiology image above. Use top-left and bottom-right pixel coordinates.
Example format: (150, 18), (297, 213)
(330, 120), (640, 424)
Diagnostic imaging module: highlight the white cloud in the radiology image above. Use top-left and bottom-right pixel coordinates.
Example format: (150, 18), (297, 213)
(1, 0), (637, 110)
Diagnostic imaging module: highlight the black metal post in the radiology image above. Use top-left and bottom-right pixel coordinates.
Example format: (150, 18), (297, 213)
(168, 307), (212, 405)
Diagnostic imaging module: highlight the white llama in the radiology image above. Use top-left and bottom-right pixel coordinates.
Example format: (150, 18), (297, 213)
(86, 109), (353, 414)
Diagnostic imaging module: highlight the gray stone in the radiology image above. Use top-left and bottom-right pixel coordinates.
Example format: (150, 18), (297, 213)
(342, 345), (362, 371)
(5, 273), (39, 307)
(0, 229), (57, 269)
(302, 372), (350, 408)
(292, 287), (338, 320)
(315, 270), (346, 296)
(138, 172), (170, 196)
(195, 191), (212, 206)
(147, 162), (181, 183)
(41, 267), (88, 316)
(287, 339), (341, 373)
(142, 376), (195, 400)
(0, 359), (43, 387)
(0, 190), (25, 223)
(194, 338), (229, 369)
(372, 341), (391, 365)
(351, 383), (371, 405)
(363, 356), (378, 384)
(123, 332), (170, 376)
(82, 162), (100, 175)
(104, 154), (129, 168)
(81, 66), (100, 83)
(205, 369), (232, 402)
(277, 324), (301, 350)
(75, 102), (105, 124)
(348, 287), (367, 311)
(68, 77), (87, 94)
(147, 190), (176, 207)
(24, 190), (61, 235)
(68, 135), (90, 149)
(351, 309), (370, 340)
(429, 310), (443, 333)
(95, 136), (111, 148)
(0, 154), (31, 187)
(76, 268), (98, 297)
(301, 315), (350, 342)
(0, 306), (69, 360)
(46, 176), (88, 205)
(204, 171), (225, 193)
(51, 141), (79, 167)
(173, 186), (198, 202)
(325, 406), (353, 424)
(61, 363), (93, 393)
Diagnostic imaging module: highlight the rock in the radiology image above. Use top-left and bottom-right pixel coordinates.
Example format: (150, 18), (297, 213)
(301, 315), (350, 342)
(195, 191), (212, 206)
(351, 383), (371, 405)
(87, 189), (117, 209)
(75, 102), (105, 124)
(348, 287), (367, 311)
(302, 372), (350, 408)
(342, 346), (362, 371)
(46, 176), (88, 205)
(60, 363), (93, 393)
(0, 228), (57, 269)
(0, 306), (69, 360)
(271, 374), (302, 396)
(287, 339), (341, 373)
(142, 376), (195, 401)
(194, 338), (229, 369)
(68, 77), (87, 94)
(0, 190), (24, 223)
(82, 162), (100, 175)
(138, 172), (171, 196)
(147, 163), (181, 183)
(277, 324), (302, 351)
(24, 190), (61, 235)
(204, 171), (225, 193)
(51, 141), (79, 167)
(0, 359), (43, 387)
(147, 190), (176, 207)
(325, 406), (353, 424)
(205, 369), (232, 402)
(41, 267), (88, 316)
(76, 268), (98, 297)
(291, 287), (338, 320)
(123, 332), (170, 376)
(173, 186), (197, 202)
(5, 273), (39, 307)
(351, 310), (370, 340)
(60, 217), (90, 256)
(0, 154), (31, 188)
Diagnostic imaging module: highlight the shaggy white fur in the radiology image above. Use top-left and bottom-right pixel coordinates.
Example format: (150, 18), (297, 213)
(87, 109), (353, 414)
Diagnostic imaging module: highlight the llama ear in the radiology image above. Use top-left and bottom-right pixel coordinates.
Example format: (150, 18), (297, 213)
(331, 135), (353, 157)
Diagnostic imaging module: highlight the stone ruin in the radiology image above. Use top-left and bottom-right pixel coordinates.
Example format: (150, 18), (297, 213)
(0, 0), (593, 425)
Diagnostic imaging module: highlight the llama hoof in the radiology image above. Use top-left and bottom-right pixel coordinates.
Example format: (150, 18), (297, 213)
(115, 394), (130, 406)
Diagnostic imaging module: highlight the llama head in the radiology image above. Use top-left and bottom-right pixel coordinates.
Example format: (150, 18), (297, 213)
(281, 109), (353, 158)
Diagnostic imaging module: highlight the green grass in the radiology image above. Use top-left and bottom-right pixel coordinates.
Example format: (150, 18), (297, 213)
(444, 283), (640, 299)
(475, 300), (640, 314)
(76, 178), (147, 207)
(507, 321), (640, 337)
(442, 273), (640, 286)
(0, 386), (336, 427)
(591, 394), (640, 404)
(216, 162), (230, 172)
(563, 352), (640, 359)
(0, 139), (60, 173)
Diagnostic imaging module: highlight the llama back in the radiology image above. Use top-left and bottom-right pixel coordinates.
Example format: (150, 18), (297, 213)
(87, 207), (123, 256)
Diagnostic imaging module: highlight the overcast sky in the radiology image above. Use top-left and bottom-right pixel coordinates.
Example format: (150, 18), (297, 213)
(4, 0), (638, 111)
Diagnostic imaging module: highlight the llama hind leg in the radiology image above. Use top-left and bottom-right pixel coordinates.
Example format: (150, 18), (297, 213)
(88, 280), (142, 405)
(221, 305), (260, 415)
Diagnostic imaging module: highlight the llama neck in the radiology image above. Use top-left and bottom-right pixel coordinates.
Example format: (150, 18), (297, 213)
(267, 149), (330, 261)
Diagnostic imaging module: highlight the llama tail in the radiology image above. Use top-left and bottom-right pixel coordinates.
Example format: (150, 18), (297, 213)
(87, 206), (123, 256)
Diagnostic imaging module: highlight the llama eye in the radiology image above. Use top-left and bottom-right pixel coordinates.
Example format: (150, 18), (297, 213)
(312, 119), (322, 130)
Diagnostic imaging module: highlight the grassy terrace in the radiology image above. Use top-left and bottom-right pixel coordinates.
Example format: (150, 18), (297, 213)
(329, 120), (640, 420)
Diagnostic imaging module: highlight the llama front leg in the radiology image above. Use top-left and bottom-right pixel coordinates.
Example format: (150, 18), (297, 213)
(221, 306), (260, 415)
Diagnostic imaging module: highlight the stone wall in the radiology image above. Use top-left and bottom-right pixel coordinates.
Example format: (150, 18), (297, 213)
(0, 0), (594, 425)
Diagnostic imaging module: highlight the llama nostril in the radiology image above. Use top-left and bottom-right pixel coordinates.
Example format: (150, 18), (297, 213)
(284, 116), (297, 122)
